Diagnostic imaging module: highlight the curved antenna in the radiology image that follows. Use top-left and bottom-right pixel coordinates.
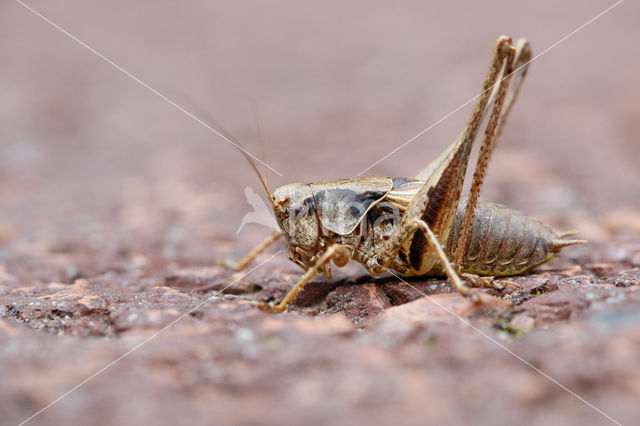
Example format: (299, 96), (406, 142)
(237, 147), (278, 209)
(218, 119), (277, 209)
(252, 103), (273, 202)
(173, 96), (278, 209)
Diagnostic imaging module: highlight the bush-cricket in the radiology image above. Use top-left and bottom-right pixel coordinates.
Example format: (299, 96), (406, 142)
(227, 35), (586, 312)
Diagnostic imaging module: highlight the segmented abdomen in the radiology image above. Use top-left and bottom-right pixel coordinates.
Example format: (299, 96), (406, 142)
(446, 199), (558, 276)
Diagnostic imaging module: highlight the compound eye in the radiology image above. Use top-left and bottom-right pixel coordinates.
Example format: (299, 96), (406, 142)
(290, 202), (306, 221)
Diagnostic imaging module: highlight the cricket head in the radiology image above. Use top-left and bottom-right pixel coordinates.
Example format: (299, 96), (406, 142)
(239, 148), (320, 269)
(272, 183), (321, 268)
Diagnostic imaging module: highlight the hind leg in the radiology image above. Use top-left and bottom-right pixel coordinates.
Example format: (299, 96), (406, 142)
(461, 273), (521, 290)
(452, 38), (526, 269)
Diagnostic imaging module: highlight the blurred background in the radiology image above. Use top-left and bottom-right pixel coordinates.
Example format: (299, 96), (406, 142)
(2, 0), (639, 244)
(1, 1), (640, 425)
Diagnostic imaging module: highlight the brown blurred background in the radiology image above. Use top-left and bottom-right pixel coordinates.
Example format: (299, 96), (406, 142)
(2, 0), (639, 237)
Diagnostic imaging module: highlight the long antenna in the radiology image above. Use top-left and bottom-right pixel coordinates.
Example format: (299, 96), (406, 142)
(238, 148), (278, 209)
(216, 119), (278, 209)
(252, 104), (272, 199)
(174, 98), (279, 209)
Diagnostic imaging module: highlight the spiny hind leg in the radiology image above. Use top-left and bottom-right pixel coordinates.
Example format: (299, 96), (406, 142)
(374, 37), (528, 298)
(452, 37), (519, 268)
(493, 38), (532, 144)
(460, 273), (520, 290)
(260, 244), (351, 313)
(415, 35), (520, 181)
(388, 36), (521, 278)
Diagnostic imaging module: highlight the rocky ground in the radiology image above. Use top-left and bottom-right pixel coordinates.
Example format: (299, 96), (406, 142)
(2, 1), (640, 425)
(2, 218), (640, 425)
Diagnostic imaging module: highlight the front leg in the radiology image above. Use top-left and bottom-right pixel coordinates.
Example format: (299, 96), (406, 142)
(260, 244), (351, 312)
(217, 231), (282, 271)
